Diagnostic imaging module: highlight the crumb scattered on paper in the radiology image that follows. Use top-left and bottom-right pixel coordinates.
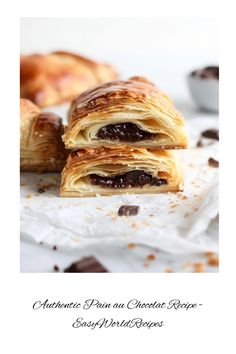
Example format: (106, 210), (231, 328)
(127, 243), (136, 249)
(193, 262), (205, 273)
(147, 254), (156, 261)
(165, 267), (173, 273)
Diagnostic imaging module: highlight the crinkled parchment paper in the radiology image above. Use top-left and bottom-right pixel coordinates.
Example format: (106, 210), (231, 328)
(20, 117), (218, 255)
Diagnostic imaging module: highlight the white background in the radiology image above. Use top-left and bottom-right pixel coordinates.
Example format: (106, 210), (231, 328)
(1, 1), (236, 353)
(21, 17), (218, 102)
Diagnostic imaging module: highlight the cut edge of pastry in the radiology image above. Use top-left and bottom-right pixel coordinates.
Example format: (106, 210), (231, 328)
(63, 76), (188, 150)
(60, 148), (184, 198)
(20, 98), (67, 173)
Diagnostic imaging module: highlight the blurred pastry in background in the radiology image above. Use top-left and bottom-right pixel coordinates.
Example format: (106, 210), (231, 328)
(20, 51), (118, 108)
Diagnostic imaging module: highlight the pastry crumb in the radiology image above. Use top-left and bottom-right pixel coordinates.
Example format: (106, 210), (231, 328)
(193, 262), (205, 273)
(207, 254), (219, 267)
(143, 262), (149, 268)
(170, 202), (179, 208)
(127, 243), (136, 249)
(164, 267), (173, 273)
(147, 254), (156, 261)
(180, 195), (188, 200)
(205, 251), (215, 257)
(26, 192), (33, 199)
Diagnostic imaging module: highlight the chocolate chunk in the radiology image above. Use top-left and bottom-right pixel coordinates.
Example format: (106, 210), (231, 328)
(196, 139), (204, 147)
(64, 257), (108, 273)
(191, 66), (219, 80)
(118, 205), (140, 216)
(90, 170), (167, 189)
(208, 157), (219, 168)
(52, 245), (57, 251)
(97, 123), (155, 142)
(38, 188), (46, 193)
(201, 129), (219, 140)
(54, 265), (59, 272)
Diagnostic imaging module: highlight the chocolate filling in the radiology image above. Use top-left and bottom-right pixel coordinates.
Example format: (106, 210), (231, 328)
(89, 170), (167, 188)
(97, 123), (155, 142)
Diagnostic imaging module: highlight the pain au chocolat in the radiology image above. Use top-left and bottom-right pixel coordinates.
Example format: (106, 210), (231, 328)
(63, 76), (188, 150)
(20, 51), (118, 108)
(60, 147), (183, 197)
(20, 99), (66, 172)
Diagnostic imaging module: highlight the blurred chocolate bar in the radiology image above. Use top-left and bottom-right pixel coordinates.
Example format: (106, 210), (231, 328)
(64, 256), (108, 273)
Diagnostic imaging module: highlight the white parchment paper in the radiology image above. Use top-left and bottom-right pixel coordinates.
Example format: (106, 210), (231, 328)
(20, 116), (218, 255)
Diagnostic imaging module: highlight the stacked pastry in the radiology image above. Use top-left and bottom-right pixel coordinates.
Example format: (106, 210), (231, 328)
(60, 76), (188, 197)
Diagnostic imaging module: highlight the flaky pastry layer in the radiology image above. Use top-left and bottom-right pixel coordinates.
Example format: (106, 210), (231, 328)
(63, 76), (188, 150)
(60, 146), (183, 197)
(20, 99), (67, 172)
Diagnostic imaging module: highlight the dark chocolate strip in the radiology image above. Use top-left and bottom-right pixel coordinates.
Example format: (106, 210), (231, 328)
(97, 123), (155, 142)
(90, 170), (167, 189)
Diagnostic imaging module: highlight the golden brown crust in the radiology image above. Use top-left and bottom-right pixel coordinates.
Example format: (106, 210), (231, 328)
(20, 51), (118, 108)
(60, 146), (183, 197)
(20, 98), (40, 118)
(20, 99), (67, 172)
(63, 76), (188, 150)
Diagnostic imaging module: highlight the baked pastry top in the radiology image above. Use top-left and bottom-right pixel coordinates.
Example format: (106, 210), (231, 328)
(20, 51), (118, 108)
(60, 146), (183, 197)
(63, 76), (188, 150)
(20, 98), (66, 172)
